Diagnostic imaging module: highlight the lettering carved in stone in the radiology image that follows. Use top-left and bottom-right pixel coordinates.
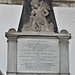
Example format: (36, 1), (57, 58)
(17, 38), (59, 73)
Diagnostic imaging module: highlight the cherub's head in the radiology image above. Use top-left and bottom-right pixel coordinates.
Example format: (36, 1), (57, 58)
(30, 0), (39, 9)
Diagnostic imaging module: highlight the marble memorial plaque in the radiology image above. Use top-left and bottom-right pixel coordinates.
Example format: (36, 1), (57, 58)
(17, 38), (59, 73)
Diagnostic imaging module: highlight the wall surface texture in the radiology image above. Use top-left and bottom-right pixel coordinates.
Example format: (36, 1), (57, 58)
(0, 0), (75, 7)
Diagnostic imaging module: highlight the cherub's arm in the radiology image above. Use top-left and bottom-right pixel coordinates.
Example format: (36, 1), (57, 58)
(31, 9), (36, 16)
(42, 7), (49, 17)
(29, 9), (36, 23)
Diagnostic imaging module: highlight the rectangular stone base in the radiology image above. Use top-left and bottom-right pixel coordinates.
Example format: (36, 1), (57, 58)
(6, 31), (71, 75)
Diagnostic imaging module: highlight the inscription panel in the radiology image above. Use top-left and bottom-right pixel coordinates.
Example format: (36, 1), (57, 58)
(17, 38), (59, 73)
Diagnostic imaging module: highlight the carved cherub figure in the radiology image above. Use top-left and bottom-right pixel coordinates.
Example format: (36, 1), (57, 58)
(30, 0), (51, 31)
(22, 0), (54, 32)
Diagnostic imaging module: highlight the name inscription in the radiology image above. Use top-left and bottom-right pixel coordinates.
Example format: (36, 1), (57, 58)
(17, 38), (59, 73)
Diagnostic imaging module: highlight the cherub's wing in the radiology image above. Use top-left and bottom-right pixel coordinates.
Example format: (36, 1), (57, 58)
(0, 0), (24, 5)
(42, 1), (51, 10)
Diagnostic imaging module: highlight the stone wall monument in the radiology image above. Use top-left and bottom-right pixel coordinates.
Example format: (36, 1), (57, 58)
(5, 0), (71, 75)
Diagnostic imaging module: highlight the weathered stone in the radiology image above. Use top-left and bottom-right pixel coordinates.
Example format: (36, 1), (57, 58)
(52, 0), (75, 7)
(21, 0), (54, 32)
(8, 28), (16, 33)
(18, 0), (58, 33)
(0, 0), (75, 7)
(0, 0), (8, 4)
(5, 30), (71, 75)
(9, 0), (24, 5)
(60, 30), (68, 34)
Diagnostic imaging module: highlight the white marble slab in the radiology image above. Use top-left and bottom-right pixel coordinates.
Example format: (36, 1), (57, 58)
(17, 38), (59, 73)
